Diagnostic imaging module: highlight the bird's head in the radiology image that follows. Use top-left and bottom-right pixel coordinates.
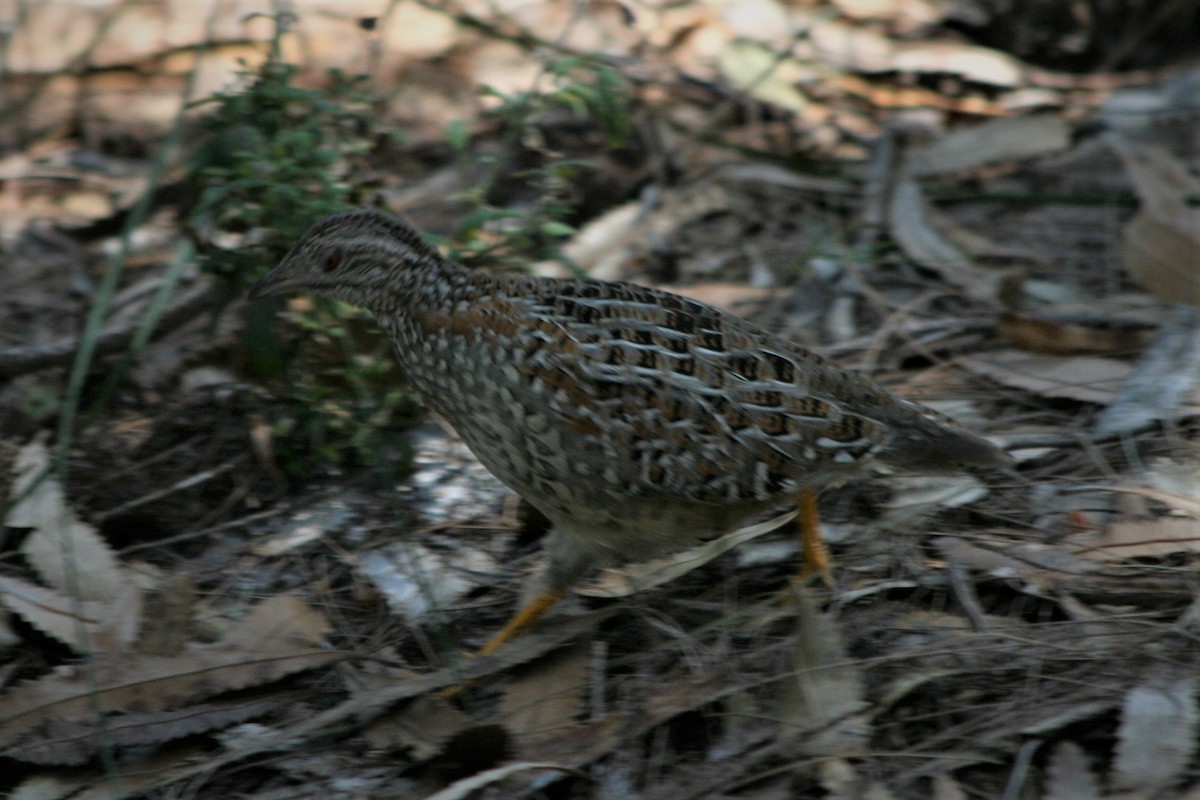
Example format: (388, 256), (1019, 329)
(250, 209), (447, 310)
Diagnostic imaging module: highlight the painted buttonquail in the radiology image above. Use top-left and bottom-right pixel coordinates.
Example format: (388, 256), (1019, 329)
(251, 209), (1011, 654)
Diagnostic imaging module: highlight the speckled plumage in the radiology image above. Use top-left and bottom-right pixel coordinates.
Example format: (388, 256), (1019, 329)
(252, 209), (1011, 596)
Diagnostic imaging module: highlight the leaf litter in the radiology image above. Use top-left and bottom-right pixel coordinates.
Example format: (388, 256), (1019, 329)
(3, 2), (1200, 798)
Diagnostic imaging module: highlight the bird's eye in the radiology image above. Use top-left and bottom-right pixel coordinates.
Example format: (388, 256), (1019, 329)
(322, 247), (343, 272)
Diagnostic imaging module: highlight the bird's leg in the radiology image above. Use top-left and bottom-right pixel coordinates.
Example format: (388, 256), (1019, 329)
(795, 487), (833, 585)
(475, 588), (567, 656)
(441, 554), (576, 695)
(439, 589), (568, 700)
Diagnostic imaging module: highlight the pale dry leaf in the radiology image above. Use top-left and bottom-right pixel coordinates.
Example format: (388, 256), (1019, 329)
(580, 511), (796, 597)
(891, 41), (1023, 87)
(533, 201), (642, 281)
(819, 757), (898, 800)
(664, 282), (773, 313)
(424, 762), (581, 800)
(0, 645), (343, 758)
(877, 474), (987, 530)
(931, 774), (968, 800)
(888, 176), (1007, 305)
(1109, 135), (1200, 305)
(807, 18), (896, 73)
(1137, 458), (1200, 511)
(218, 594), (332, 651)
(0, 574), (140, 654)
(356, 542), (491, 620)
(1044, 741), (1104, 800)
(10, 775), (80, 800)
(9, 695), (286, 765)
(779, 583), (869, 754)
(362, 694), (471, 760)
(913, 114), (1069, 177)
(722, 0), (794, 42)
(67, 743), (210, 800)
(1095, 304), (1200, 436)
(935, 537), (1100, 582)
(961, 349), (1200, 413)
(1113, 672), (1198, 792)
(1079, 518), (1200, 562)
(0, 597), (340, 759)
(717, 41), (810, 114)
(8, 440), (125, 602)
(499, 642), (590, 755)
(1102, 485), (1200, 518)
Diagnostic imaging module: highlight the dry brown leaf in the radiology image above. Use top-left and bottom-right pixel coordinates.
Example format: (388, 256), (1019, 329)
(0, 646), (342, 763)
(0, 574), (141, 655)
(580, 511), (795, 598)
(888, 176), (1011, 305)
(1110, 135), (1200, 305)
(936, 537), (1101, 583)
(1113, 672), (1197, 792)
(1083, 518), (1200, 562)
(1044, 741), (1103, 800)
(8, 695), (288, 765)
(28, 742), (211, 800)
(499, 642), (590, 757)
(779, 584), (869, 754)
(136, 573), (196, 656)
(1123, 214), (1200, 304)
(997, 311), (1151, 355)
(534, 200), (642, 281)
(218, 594), (332, 650)
(0, 596), (339, 763)
(9, 440), (126, 602)
(362, 694), (472, 760)
(1103, 485), (1200, 518)
(931, 774), (969, 800)
(664, 282), (773, 313)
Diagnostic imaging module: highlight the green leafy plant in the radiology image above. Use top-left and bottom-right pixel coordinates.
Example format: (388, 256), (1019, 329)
(185, 51), (416, 477)
(186, 60), (368, 289)
(447, 56), (633, 269)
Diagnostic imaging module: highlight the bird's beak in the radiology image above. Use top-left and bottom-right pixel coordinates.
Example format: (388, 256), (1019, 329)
(248, 268), (284, 301)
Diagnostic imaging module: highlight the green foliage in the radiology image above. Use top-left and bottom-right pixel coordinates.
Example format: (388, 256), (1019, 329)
(268, 300), (420, 477)
(187, 60), (369, 288)
(447, 57), (633, 269)
(186, 52), (414, 477)
(480, 56), (632, 148)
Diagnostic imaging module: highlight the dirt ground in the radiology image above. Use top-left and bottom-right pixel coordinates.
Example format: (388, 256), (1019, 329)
(3, 2), (1200, 798)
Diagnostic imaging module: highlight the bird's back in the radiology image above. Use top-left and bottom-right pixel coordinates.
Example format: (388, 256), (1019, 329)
(383, 267), (1007, 548)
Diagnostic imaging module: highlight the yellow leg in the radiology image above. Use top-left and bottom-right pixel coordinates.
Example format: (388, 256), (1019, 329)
(440, 588), (567, 699)
(476, 588), (567, 656)
(796, 488), (833, 585)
